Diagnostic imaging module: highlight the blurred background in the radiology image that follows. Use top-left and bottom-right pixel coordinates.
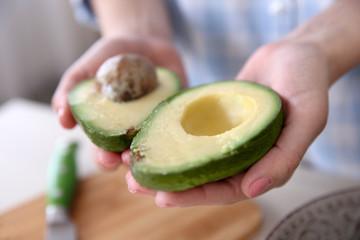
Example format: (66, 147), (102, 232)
(1, 2), (360, 239)
(0, 0), (99, 104)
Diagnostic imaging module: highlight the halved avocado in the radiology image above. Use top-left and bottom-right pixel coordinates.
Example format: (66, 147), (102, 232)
(130, 81), (283, 191)
(68, 67), (181, 152)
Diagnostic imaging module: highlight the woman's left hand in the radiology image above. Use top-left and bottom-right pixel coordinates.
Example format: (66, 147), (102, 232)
(123, 40), (330, 207)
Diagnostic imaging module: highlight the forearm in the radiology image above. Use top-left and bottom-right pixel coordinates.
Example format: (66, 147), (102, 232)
(90, 0), (172, 41)
(286, 0), (360, 85)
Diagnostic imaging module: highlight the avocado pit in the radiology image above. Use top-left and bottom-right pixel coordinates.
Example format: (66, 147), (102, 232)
(95, 54), (158, 102)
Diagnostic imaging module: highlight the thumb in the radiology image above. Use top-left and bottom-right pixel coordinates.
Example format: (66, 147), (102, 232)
(51, 70), (83, 129)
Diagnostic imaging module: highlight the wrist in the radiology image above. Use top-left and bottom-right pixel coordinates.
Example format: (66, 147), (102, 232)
(285, 0), (360, 86)
(282, 37), (332, 87)
(90, 0), (173, 42)
(285, 31), (339, 88)
(100, 27), (172, 43)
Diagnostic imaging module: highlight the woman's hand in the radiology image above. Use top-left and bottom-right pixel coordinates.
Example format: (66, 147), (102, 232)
(235, 41), (329, 198)
(123, 40), (330, 207)
(51, 36), (186, 168)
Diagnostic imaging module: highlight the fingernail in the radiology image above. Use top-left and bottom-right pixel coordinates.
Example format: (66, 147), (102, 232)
(159, 203), (175, 208)
(249, 178), (271, 198)
(126, 171), (157, 196)
(156, 201), (175, 208)
(129, 189), (147, 195)
(128, 185), (149, 195)
(155, 193), (177, 208)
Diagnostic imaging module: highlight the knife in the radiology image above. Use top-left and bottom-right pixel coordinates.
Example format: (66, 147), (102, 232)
(45, 140), (78, 240)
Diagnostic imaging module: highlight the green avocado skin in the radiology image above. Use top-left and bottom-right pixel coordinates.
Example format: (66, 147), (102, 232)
(71, 108), (134, 152)
(81, 125), (133, 152)
(131, 110), (283, 191)
(130, 81), (284, 191)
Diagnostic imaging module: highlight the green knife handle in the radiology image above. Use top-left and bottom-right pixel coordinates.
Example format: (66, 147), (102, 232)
(47, 141), (78, 208)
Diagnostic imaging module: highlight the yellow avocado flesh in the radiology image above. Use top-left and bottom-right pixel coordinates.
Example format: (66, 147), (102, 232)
(70, 68), (179, 134)
(181, 93), (255, 136)
(136, 82), (280, 169)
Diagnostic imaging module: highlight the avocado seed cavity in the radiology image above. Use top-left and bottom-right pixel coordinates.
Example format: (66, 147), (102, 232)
(95, 54), (158, 102)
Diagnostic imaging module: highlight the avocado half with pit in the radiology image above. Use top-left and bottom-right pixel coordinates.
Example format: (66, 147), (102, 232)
(130, 81), (283, 191)
(68, 67), (181, 152)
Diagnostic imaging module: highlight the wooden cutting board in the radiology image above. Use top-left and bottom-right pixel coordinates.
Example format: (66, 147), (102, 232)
(0, 168), (261, 240)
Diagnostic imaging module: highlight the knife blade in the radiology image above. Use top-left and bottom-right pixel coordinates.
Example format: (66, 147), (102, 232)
(45, 140), (78, 240)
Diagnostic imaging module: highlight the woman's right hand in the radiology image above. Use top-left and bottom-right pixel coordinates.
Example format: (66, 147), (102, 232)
(51, 36), (187, 167)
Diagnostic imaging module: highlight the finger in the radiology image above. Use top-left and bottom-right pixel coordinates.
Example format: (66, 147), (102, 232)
(92, 145), (123, 171)
(148, 41), (188, 88)
(126, 171), (157, 196)
(161, 53), (187, 89)
(51, 63), (92, 129)
(240, 127), (302, 198)
(241, 93), (328, 198)
(155, 173), (247, 207)
(121, 149), (131, 166)
(166, 58), (188, 89)
(53, 97), (77, 129)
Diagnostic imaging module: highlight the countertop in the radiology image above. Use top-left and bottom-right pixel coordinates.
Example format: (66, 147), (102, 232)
(1, 98), (359, 239)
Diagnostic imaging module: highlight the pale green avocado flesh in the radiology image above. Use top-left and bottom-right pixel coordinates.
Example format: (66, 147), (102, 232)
(130, 81), (283, 191)
(68, 67), (181, 152)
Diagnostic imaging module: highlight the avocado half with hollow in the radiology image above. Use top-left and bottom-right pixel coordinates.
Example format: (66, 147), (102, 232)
(68, 67), (181, 152)
(130, 81), (283, 191)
